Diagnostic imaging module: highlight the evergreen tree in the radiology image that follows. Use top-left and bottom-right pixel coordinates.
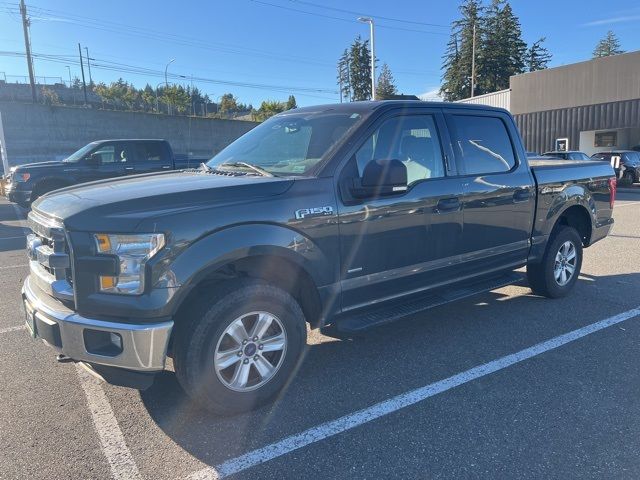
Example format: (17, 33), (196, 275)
(337, 49), (351, 102)
(349, 36), (372, 101)
(525, 37), (552, 72)
(141, 84), (156, 112)
(481, 0), (526, 93)
(285, 95), (297, 110)
(335, 36), (372, 101)
(593, 30), (624, 58)
(440, 0), (483, 101)
(375, 63), (398, 99)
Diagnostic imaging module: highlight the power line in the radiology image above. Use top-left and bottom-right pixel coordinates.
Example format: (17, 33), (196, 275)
(0, 50), (339, 99)
(2, 4), (336, 67)
(289, 0), (450, 28)
(250, 0), (448, 35)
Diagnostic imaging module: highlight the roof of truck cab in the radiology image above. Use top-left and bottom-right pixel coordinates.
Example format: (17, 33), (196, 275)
(287, 100), (509, 115)
(90, 139), (168, 142)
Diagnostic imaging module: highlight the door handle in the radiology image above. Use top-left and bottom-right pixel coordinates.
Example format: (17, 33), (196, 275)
(161, 165), (171, 169)
(435, 197), (461, 214)
(124, 166), (134, 171)
(513, 189), (531, 202)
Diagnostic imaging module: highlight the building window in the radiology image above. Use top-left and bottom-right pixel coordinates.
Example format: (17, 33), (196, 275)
(595, 131), (617, 147)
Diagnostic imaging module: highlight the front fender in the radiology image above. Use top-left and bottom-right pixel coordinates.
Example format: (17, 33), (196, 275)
(153, 223), (335, 311)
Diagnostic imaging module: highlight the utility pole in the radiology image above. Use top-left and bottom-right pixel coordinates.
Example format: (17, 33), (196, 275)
(358, 17), (376, 100)
(84, 46), (93, 85)
(66, 65), (75, 105)
(470, 22), (477, 98)
(19, 0), (37, 103)
(78, 43), (88, 105)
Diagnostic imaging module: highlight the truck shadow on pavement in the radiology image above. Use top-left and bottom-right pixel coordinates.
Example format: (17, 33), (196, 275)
(138, 271), (640, 467)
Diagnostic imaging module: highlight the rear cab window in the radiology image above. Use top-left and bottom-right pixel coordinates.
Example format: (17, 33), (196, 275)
(134, 142), (170, 164)
(448, 115), (516, 175)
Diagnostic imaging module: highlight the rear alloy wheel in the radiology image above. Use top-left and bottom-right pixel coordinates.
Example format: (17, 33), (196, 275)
(527, 226), (583, 298)
(553, 241), (577, 287)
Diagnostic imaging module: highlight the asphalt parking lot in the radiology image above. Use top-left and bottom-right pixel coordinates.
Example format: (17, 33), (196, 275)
(1, 189), (639, 480)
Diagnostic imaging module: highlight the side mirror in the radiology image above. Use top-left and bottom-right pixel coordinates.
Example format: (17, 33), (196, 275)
(351, 159), (408, 199)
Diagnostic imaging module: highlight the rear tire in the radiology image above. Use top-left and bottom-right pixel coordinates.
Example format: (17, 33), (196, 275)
(173, 278), (307, 415)
(527, 226), (583, 299)
(620, 171), (634, 186)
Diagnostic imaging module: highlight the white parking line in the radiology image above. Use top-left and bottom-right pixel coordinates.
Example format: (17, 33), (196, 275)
(0, 263), (28, 270)
(0, 325), (25, 334)
(76, 365), (142, 480)
(188, 305), (640, 480)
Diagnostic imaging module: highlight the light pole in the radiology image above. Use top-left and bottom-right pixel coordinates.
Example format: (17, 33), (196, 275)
(358, 17), (376, 100)
(164, 59), (175, 114)
(164, 58), (175, 88)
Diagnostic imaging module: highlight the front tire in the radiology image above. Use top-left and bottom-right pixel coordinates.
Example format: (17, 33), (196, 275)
(173, 279), (306, 415)
(527, 226), (583, 298)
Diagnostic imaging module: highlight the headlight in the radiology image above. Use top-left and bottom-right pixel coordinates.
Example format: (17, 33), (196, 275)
(14, 172), (30, 182)
(94, 233), (165, 295)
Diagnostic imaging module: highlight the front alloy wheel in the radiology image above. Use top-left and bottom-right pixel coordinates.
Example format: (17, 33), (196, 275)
(173, 279), (306, 414)
(214, 312), (287, 392)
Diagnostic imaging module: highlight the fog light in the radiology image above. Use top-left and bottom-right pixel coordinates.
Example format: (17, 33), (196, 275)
(83, 329), (123, 356)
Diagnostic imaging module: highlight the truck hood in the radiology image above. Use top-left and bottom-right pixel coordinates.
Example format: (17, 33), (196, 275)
(32, 170), (294, 231)
(13, 160), (67, 172)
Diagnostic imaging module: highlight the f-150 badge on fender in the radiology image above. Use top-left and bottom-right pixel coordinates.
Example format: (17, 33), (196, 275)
(295, 206), (334, 220)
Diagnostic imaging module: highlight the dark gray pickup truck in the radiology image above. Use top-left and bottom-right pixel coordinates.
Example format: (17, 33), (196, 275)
(22, 101), (616, 414)
(6, 139), (200, 208)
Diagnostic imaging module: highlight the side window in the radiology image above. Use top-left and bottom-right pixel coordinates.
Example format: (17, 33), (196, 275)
(91, 145), (116, 164)
(450, 115), (516, 175)
(355, 115), (445, 185)
(135, 142), (166, 163)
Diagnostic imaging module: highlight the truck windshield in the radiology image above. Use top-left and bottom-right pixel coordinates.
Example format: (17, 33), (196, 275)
(63, 142), (98, 163)
(207, 110), (367, 176)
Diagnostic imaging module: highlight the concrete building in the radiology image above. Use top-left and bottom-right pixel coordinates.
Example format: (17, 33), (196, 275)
(458, 50), (640, 156)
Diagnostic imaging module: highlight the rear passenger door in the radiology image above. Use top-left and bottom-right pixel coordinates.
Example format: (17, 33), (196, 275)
(445, 110), (536, 273)
(131, 141), (172, 174)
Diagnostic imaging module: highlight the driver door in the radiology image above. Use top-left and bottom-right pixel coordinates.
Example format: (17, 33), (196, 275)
(336, 110), (465, 311)
(75, 141), (131, 183)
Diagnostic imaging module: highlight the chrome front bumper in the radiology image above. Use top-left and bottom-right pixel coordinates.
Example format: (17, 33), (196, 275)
(22, 276), (173, 371)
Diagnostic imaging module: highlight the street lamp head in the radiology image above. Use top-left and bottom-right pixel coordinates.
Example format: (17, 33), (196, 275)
(357, 16), (373, 24)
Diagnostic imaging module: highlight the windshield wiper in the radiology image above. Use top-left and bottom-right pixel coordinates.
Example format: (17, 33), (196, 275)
(221, 161), (274, 177)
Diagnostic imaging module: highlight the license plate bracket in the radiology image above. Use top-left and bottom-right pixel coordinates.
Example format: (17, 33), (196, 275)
(23, 301), (36, 338)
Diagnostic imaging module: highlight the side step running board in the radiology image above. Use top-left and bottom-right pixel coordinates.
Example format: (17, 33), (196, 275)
(331, 272), (523, 333)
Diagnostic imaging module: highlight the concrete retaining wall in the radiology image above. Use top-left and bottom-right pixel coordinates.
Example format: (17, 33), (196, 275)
(0, 102), (258, 167)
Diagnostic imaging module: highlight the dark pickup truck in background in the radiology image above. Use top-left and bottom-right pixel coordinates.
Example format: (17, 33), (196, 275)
(21, 101), (616, 414)
(5, 139), (201, 207)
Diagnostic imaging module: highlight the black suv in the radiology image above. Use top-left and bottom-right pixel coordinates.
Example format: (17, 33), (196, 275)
(591, 151), (640, 185)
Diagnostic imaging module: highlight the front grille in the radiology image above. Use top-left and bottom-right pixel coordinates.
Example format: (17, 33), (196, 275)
(27, 210), (74, 302)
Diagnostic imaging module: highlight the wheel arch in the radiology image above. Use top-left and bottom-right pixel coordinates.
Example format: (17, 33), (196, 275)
(553, 204), (593, 246)
(165, 224), (335, 329)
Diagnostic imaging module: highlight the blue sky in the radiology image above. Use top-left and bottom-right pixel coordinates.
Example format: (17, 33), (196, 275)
(0, 0), (638, 107)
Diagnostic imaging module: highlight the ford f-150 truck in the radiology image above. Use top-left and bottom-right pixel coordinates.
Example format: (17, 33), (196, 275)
(21, 101), (616, 414)
(6, 139), (200, 207)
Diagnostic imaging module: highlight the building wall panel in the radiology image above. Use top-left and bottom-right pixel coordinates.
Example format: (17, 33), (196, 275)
(514, 99), (640, 153)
